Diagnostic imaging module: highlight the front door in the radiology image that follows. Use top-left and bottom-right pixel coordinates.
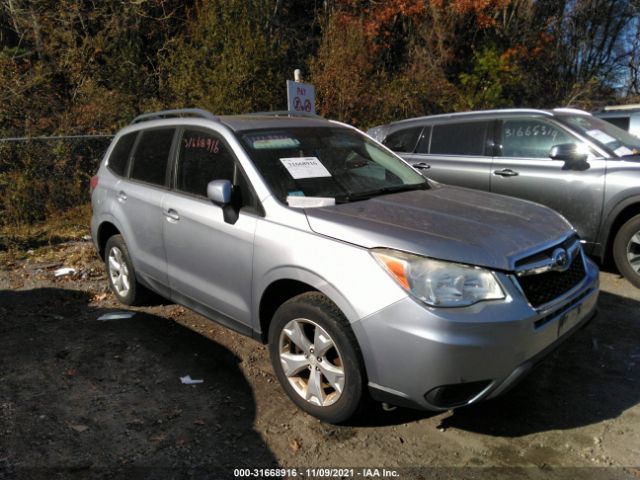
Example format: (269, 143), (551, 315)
(490, 117), (606, 246)
(163, 128), (258, 330)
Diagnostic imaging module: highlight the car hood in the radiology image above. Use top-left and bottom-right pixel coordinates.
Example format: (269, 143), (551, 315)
(304, 185), (574, 271)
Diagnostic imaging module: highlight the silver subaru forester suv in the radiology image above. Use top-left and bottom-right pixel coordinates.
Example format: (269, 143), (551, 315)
(91, 109), (599, 423)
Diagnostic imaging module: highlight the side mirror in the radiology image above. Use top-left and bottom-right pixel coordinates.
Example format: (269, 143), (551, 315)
(549, 143), (588, 163)
(207, 179), (232, 205)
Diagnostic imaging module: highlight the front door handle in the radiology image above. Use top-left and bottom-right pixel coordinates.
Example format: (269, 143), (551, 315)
(117, 191), (127, 202)
(493, 168), (519, 177)
(164, 208), (180, 222)
(413, 162), (431, 170)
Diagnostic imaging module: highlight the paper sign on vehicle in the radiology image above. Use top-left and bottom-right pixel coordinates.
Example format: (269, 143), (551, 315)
(613, 146), (633, 157)
(286, 196), (336, 208)
(586, 129), (616, 144)
(280, 157), (331, 179)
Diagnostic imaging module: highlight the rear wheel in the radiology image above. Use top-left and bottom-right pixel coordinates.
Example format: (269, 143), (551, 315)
(104, 235), (150, 305)
(268, 292), (365, 424)
(613, 214), (640, 288)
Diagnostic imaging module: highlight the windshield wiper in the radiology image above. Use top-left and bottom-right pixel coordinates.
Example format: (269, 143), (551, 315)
(335, 183), (428, 204)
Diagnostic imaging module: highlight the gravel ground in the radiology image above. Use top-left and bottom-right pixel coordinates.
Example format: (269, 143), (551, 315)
(1, 241), (639, 480)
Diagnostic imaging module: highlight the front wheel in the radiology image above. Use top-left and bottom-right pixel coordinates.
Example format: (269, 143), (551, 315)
(268, 292), (365, 424)
(613, 214), (640, 288)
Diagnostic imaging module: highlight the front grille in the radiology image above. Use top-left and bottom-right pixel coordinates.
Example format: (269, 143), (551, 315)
(517, 253), (586, 308)
(514, 235), (579, 268)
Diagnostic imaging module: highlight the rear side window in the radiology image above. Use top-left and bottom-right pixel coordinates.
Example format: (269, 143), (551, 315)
(130, 128), (175, 186)
(429, 121), (490, 156)
(383, 127), (422, 152)
(107, 132), (137, 176)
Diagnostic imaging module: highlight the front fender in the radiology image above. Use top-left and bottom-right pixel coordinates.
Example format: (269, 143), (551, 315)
(254, 266), (360, 329)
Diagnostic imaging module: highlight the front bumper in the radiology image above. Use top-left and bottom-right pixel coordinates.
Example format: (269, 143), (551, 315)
(352, 255), (599, 411)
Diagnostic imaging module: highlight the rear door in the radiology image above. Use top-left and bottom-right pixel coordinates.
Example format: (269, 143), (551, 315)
(163, 127), (258, 331)
(121, 127), (176, 287)
(403, 120), (494, 190)
(490, 117), (606, 244)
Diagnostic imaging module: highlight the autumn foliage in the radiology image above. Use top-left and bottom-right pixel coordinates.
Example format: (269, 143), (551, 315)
(0, 0), (639, 227)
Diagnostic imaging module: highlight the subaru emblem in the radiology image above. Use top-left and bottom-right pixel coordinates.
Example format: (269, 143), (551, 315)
(551, 248), (570, 272)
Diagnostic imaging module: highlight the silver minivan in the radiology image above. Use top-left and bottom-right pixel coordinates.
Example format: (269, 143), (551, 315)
(91, 109), (598, 423)
(370, 108), (640, 288)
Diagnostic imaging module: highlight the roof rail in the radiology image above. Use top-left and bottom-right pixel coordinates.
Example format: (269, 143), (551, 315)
(247, 110), (322, 118)
(553, 107), (591, 115)
(388, 108), (555, 125)
(131, 108), (219, 124)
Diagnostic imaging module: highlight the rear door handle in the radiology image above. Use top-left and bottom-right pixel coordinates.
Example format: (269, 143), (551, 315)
(493, 168), (519, 177)
(413, 162), (431, 170)
(117, 191), (127, 202)
(164, 208), (180, 222)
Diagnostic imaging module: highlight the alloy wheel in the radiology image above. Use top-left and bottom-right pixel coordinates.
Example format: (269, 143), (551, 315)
(627, 231), (640, 274)
(278, 318), (345, 407)
(108, 246), (130, 297)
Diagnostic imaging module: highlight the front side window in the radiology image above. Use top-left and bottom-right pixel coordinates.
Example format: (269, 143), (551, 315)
(130, 128), (175, 186)
(176, 129), (257, 211)
(499, 119), (573, 159)
(107, 132), (137, 176)
(176, 130), (235, 197)
(428, 121), (490, 156)
(238, 127), (426, 203)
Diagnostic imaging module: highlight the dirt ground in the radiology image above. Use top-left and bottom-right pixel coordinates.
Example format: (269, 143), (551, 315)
(1, 240), (639, 480)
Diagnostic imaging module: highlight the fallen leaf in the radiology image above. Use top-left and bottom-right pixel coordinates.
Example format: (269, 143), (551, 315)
(289, 439), (300, 452)
(149, 433), (167, 442)
(93, 293), (108, 302)
(69, 424), (89, 432)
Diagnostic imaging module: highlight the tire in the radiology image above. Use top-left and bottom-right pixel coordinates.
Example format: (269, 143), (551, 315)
(613, 214), (640, 288)
(268, 292), (365, 424)
(104, 235), (149, 305)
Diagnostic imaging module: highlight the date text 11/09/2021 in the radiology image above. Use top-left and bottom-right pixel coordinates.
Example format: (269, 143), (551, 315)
(233, 468), (400, 478)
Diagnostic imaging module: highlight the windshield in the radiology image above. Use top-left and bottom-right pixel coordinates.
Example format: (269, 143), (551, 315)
(557, 114), (640, 157)
(238, 127), (427, 204)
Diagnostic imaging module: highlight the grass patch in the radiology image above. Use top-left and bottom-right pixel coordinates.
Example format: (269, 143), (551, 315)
(0, 203), (92, 255)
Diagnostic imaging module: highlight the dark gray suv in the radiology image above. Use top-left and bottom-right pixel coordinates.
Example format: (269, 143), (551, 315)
(370, 108), (640, 287)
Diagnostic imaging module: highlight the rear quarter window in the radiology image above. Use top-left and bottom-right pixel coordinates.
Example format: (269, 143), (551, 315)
(383, 127), (422, 152)
(107, 132), (137, 176)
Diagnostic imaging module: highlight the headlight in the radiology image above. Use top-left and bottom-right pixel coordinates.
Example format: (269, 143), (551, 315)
(371, 248), (505, 307)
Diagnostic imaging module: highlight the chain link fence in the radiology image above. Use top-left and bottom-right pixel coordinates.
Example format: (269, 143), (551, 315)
(0, 136), (113, 227)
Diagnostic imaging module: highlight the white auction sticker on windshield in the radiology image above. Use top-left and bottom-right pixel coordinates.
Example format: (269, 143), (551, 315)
(586, 129), (616, 144)
(280, 157), (331, 179)
(614, 145), (633, 156)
